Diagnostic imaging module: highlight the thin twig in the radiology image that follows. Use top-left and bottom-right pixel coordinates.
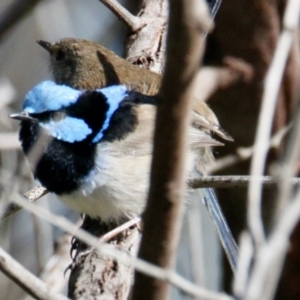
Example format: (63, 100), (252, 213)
(189, 175), (300, 189)
(1, 186), (48, 220)
(274, 106), (300, 220)
(1, 127), (53, 220)
(132, 0), (213, 298)
(0, 246), (69, 300)
(100, 217), (141, 242)
(194, 58), (253, 102)
(99, 0), (144, 31)
(245, 187), (300, 300)
(11, 193), (234, 300)
(247, 0), (300, 247)
(4, 173), (298, 221)
(233, 232), (253, 298)
(208, 124), (290, 174)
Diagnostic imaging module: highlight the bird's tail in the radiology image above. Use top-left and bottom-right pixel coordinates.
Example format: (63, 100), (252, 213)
(208, 0), (222, 19)
(200, 187), (239, 272)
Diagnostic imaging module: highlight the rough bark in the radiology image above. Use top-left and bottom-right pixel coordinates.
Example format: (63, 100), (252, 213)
(123, 0), (168, 73)
(68, 217), (141, 300)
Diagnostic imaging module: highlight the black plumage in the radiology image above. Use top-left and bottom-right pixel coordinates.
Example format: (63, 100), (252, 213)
(18, 88), (156, 195)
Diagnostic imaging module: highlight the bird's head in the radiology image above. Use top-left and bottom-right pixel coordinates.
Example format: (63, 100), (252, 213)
(10, 81), (129, 145)
(36, 38), (126, 90)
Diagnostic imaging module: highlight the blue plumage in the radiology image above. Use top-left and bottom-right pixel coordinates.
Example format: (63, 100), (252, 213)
(19, 81), (129, 144)
(10, 80), (154, 198)
(23, 81), (81, 113)
(92, 85), (128, 143)
(40, 116), (92, 143)
(10, 79), (239, 271)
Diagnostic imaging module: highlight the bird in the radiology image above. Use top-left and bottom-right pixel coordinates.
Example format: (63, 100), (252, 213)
(36, 37), (231, 141)
(35, 0), (222, 93)
(10, 80), (238, 270)
(36, 38), (161, 95)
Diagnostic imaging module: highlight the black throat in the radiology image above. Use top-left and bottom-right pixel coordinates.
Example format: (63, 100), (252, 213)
(19, 121), (97, 195)
(18, 89), (156, 195)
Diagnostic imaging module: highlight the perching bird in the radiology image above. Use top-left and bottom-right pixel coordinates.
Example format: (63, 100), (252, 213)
(37, 38), (161, 95)
(10, 81), (238, 270)
(36, 37), (231, 142)
(35, 0), (222, 93)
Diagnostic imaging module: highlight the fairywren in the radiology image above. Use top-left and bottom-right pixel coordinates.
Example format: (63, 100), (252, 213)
(10, 81), (238, 269)
(36, 38), (161, 95)
(36, 37), (231, 141)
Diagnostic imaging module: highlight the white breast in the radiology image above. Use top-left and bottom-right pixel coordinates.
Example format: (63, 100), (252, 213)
(59, 138), (198, 222)
(59, 148), (153, 221)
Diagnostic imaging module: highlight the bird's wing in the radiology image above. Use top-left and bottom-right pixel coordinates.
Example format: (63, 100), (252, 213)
(102, 104), (155, 156)
(102, 103), (224, 157)
(188, 126), (223, 148)
(191, 98), (233, 142)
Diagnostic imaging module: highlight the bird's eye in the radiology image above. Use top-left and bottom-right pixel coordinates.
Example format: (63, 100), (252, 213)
(55, 50), (65, 61)
(52, 111), (66, 122)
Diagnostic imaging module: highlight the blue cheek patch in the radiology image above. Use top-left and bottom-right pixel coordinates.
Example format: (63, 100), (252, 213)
(23, 81), (81, 114)
(92, 85), (128, 143)
(40, 117), (92, 143)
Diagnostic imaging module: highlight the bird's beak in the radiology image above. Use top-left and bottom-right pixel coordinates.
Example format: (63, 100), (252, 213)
(36, 40), (53, 54)
(10, 112), (37, 122)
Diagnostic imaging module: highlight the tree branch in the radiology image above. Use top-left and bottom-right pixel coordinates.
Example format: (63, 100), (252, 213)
(132, 0), (213, 299)
(207, 124), (290, 174)
(244, 188), (300, 300)
(189, 176), (300, 189)
(1, 186), (48, 220)
(99, 217), (141, 242)
(11, 192), (234, 300)
(124, 0), (169, 73)
(248, 0), (300, 248)
(99, 0), (144, 31)
(194, 57), (253, 102)
(0, 246), (69, 300)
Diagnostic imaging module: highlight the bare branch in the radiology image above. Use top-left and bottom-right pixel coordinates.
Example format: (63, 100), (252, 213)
(124, 0), (169, 73)
(1, 186), (48, 220)
(100, 217), (141, 242)
(132, 0), (213, 299)
(189, 175), (300, 189)
(99, 0), (144, 31)
(11, 192), (234, 300)
(194, 58), (254, 102)
(207, 124), (290, 174)
(248, 0), (300, 247)
(244, 189), (300, 300)
(1, 132), (52, 220)
(1, 122), (289, 220)
(5, 172), (298, 222)
(233, 232), (253, 297)
(274, 104), (300, 221)
(0, 246), (69, 300)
